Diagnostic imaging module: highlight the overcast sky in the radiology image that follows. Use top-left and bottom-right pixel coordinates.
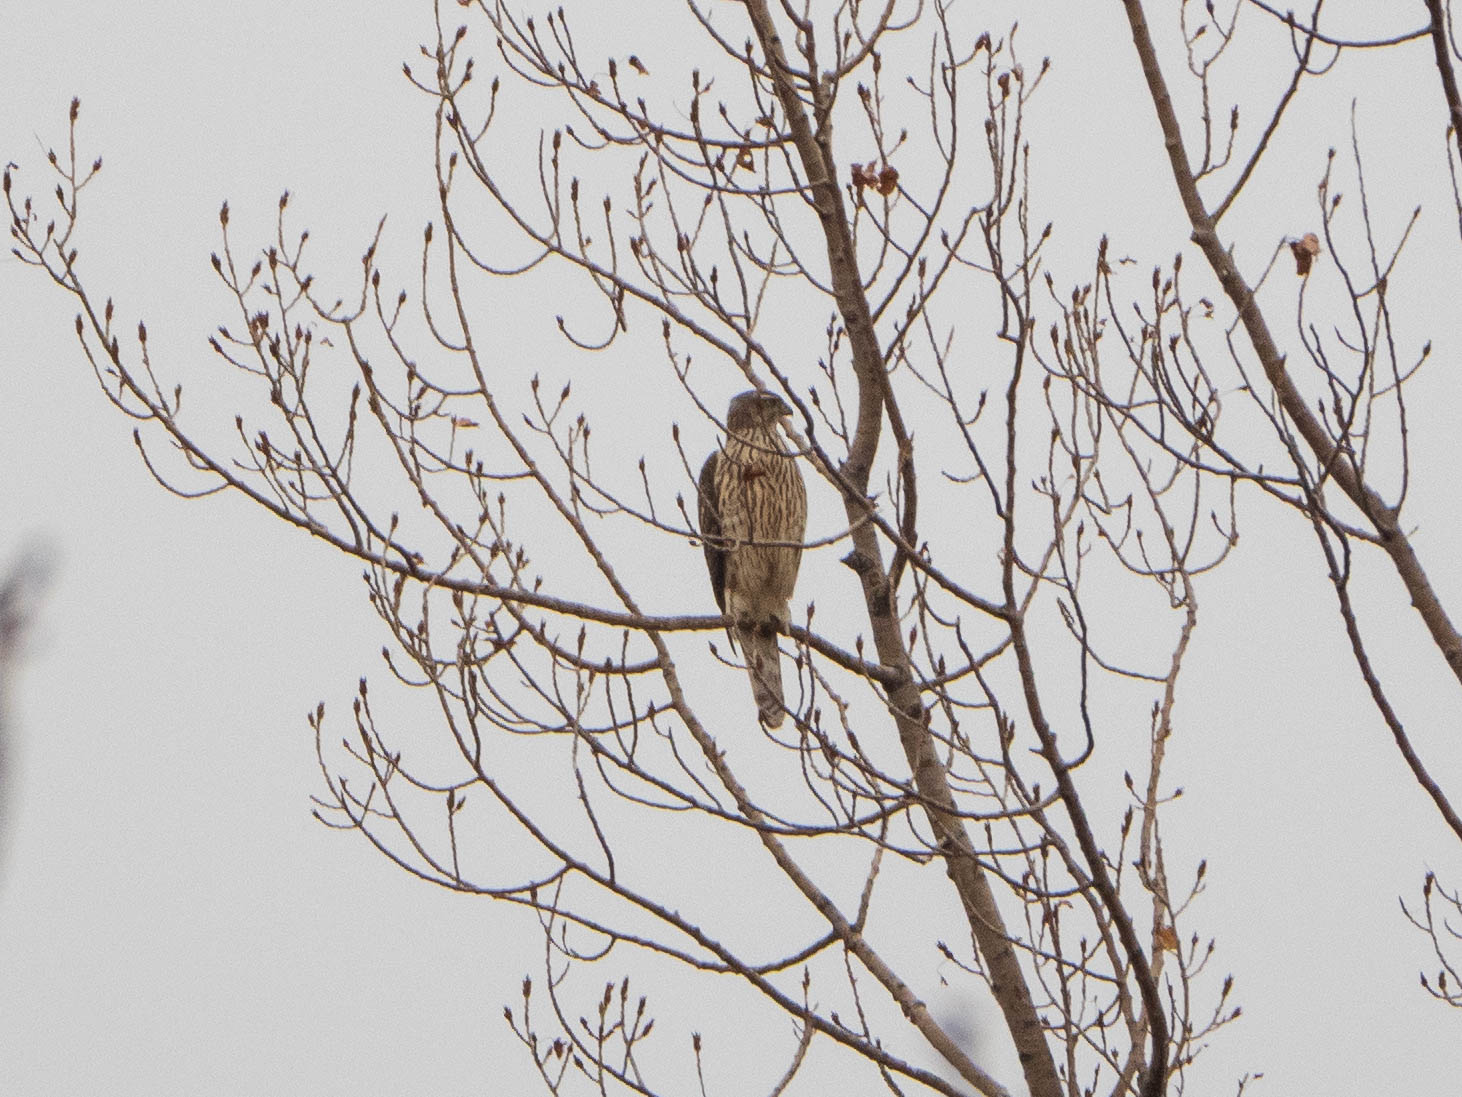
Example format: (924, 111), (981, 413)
(3, 2), (1461, 1095)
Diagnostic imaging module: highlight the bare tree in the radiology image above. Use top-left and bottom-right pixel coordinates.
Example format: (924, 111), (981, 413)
(7, 1), (1460, 1094)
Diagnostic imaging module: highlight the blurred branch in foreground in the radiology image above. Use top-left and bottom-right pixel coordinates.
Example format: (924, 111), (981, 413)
(0, 544), (53, 883)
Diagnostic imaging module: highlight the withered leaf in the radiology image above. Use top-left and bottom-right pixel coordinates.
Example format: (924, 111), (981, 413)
(1290, 232), (1321, 276)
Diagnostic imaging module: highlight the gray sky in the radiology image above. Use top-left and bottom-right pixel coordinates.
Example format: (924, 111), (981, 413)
(3, 2), (1461, 1094)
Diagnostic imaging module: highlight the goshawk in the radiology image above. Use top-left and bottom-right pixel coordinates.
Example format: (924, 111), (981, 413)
(698, 391), (807, 727)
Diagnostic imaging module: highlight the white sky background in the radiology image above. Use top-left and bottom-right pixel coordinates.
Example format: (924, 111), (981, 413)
(2, 1), (1461, 1094)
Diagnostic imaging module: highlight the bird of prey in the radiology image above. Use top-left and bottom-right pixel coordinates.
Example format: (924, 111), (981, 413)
(698, 390), (807, 727)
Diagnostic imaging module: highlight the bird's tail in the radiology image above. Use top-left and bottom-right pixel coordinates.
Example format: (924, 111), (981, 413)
(738, 623), (786, 728)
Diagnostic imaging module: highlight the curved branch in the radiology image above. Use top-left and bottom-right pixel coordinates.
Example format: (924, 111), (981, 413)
(1121, 0), (1462, 694)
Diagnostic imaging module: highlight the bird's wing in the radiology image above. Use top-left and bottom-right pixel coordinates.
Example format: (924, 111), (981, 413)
(697, 449), (727, 613)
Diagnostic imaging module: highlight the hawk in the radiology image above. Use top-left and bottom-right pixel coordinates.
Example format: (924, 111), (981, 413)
(698, 390), (807, 727)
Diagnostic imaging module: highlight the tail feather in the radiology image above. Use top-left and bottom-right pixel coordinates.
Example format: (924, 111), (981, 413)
(738, 624), (786, 727)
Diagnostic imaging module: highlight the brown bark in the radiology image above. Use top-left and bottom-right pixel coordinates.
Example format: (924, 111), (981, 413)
(1424, 0), (1462, 168)
(741, 4), (1064, 1096)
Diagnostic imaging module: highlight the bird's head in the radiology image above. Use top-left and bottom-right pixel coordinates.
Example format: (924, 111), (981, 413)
(726, 389), (793, 432)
